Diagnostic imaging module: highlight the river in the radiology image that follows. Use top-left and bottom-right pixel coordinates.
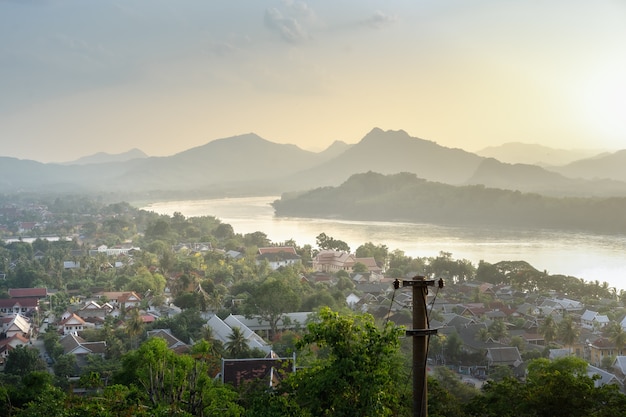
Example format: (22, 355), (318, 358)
(141, 196), (626, 290)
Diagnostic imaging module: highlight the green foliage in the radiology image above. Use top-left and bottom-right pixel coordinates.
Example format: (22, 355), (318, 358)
(557, 315), (580, 347)
(115, 337), (244, 415)
(351, 261), (369, 274)
(53, 354), (77, 378)
(489, 364), (514, 382)
(282, 307), (406, 416)
(538, 315), (557, 344)
(427, 377), (466, 417)
(4, 346), (46, 376)
(433, 366), (479, 403)
(467, 356), (626, 417)
(355, 242), (388, 267)
(315, 232), (350, 252)
(444, 332), (464, 364)
(487, 319), (509, 342)
(242, 270), (302, 339)
(150, 309), (206, 344)
(225, 327), (250, 358)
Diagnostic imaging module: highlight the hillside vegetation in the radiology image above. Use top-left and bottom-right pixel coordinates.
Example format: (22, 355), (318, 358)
(273, 171), (626, 234)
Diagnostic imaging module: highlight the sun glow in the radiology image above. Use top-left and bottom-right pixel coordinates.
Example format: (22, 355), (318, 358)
(580, 68), (626, 146)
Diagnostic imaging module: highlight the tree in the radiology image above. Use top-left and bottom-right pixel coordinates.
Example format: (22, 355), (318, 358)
(214, 223), (235, 240)
(607, 321), (626, 354)
(355, 242), (389, 267)
(243, 231), (270, 247)
(558, 315), (580, 351)
(539, 315), (557, 344)
(488, 319), (509, 342)
(4, 345), (46, 376)
(467, 355), (626, 417)
(445, 331), (464, 364)
(53, 354), (77, 379)
(352, 261), (369, 274)
(510, 335), (525, 353)
(116, 337), (244, 416)
(282, 307), (406, 416)
(225, 326), (250, 358)
(125, 308), (145, 349)
(243, 274), (301, 339)
(315, 233), (350, 252)
(476, 327), (492, 343)
(489, 365), (514, 382)
(433, 366), (478, 403)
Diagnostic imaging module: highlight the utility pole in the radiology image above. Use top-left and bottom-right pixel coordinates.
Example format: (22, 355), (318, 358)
(403, 275), (444, 417)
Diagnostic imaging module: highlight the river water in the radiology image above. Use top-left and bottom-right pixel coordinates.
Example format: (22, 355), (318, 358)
(141, 196), (626, 290)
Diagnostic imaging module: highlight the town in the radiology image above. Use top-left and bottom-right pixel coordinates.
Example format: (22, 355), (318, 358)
(1, 196), (626, 416)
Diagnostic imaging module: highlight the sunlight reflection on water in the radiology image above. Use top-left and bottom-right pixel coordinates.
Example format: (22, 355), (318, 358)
(142, 196), (626, 290)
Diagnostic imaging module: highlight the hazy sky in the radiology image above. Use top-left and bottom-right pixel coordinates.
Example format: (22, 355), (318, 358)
(2, 0), (625, 163)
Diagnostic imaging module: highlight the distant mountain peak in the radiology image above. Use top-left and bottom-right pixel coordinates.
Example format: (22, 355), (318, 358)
(475, 142), (606, 166)
(64, 148), (148, 165)
(363, 127), (410, 140)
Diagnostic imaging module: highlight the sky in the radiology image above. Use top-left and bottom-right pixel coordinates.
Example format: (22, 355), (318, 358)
(1, 0), (626, 163)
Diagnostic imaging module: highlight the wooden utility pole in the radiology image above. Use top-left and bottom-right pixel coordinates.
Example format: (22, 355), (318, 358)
(403, 276), (443, 417)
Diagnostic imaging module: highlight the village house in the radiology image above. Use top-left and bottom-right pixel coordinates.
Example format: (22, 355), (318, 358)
(0, 333), (30, 362)
(611, 356), (626, 386)
(76, 300), (117, 327)
(9, 287), (48, 299)
(580, 310), (610, 330)
(59, 333), (107, 369)
(59, 312), (89, 335)
(256, 246), (301, 270)
(230, 312), (313, 337)
(588, 337), (626, 367)
(17, 221), (40, 234)
(206, 314), (272, 354)
(89, 244), (140, 257)
(1, 314), (31, 339)
(587, 364), (622, 389)
(312, 250), (384, 278)
(485, 346), (523, 369)
(539, 297), (584, 314)
(312, 250), (354, 273)
(0, 298), (39, 315)
(147, 329), (189, 353)
(94, 291), (142, 310)
(0, 288), (47, 315)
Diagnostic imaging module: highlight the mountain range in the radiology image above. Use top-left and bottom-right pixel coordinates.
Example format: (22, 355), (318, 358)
(475, 142), (607, 167)
(2, 128), (626, 198)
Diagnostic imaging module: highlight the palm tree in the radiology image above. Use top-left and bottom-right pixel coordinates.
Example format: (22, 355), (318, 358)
(475, 327), (492, 343)
(608, 322), (626, 355)
(557, 315), (580, 352)
(201, 325), (224, 356)
(539, 315), (557, 344)
(208, 289), (225, 312)
(488, 319), (509, 342)
(126, 308), (145, 349)
(225, 327), (249, 358)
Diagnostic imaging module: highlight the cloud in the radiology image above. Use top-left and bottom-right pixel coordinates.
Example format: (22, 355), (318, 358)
(281, 0), (315, 21)
(264, 7), (310, 43)
(361, 10), (397, 29)
(264, 1), (316, 44)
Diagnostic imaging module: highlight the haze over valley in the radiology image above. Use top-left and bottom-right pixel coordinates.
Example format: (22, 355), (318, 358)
(2, 128), (626, 198)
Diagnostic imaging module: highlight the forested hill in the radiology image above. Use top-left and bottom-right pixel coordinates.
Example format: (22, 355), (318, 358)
(272, 171), (626, 234)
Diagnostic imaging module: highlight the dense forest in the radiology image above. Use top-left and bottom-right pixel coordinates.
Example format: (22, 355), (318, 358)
(273, 171), (626, 234)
